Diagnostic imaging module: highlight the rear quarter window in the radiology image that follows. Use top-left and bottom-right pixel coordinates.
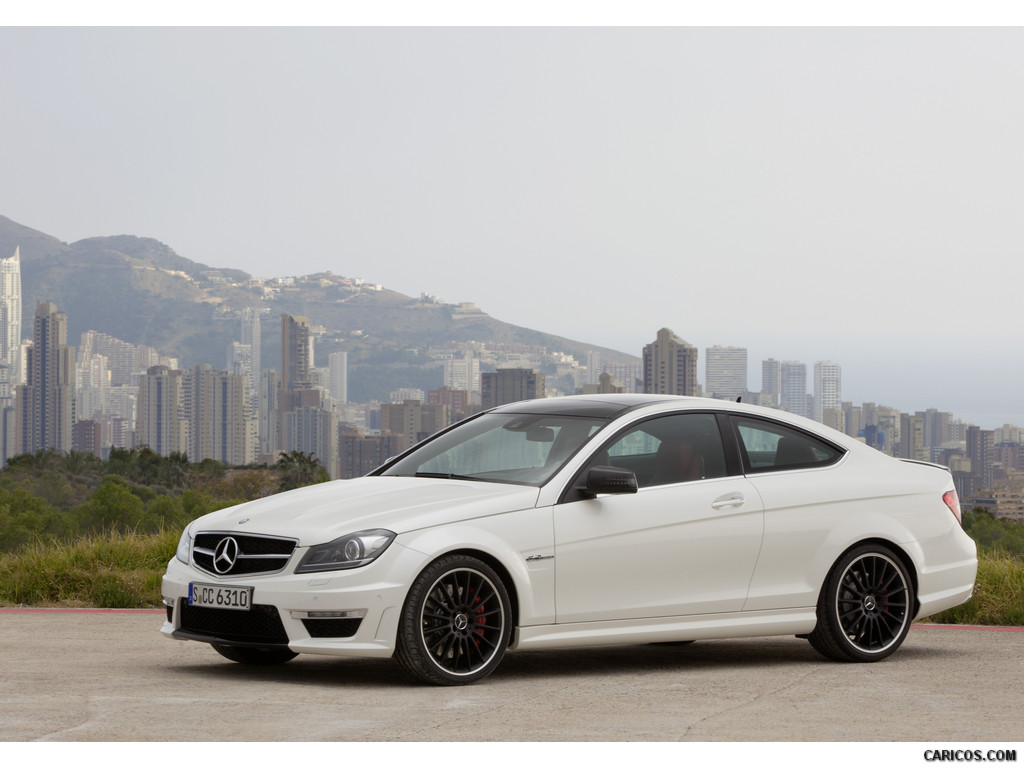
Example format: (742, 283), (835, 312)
(733, 417), (845, 474)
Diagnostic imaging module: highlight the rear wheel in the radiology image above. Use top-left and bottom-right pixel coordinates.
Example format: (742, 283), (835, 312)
(212, 643), (298, 665)
(808, 544), (914, 662)
(395, 554), (512, 685)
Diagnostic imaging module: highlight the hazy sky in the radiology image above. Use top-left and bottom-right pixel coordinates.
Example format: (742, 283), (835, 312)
(2, 26), (1023, 425)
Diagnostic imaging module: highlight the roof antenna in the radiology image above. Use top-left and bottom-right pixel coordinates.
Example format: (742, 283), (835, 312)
(736, 397), (742, 403)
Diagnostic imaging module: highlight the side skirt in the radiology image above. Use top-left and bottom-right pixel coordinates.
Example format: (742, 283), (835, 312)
(511, 608), (817, 651)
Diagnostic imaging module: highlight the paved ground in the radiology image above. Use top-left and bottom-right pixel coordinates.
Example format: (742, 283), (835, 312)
(1, 609), (1022, 743)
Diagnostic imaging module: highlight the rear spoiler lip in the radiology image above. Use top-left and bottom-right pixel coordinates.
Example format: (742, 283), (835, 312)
(897, 458), (951, 473)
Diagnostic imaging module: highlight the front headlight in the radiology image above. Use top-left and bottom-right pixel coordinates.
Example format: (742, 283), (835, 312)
(296, 529), (396, 573)
(175, 524), (194, 564)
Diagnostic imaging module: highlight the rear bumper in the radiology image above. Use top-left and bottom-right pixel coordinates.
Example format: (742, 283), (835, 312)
(913, 529), (978, 619)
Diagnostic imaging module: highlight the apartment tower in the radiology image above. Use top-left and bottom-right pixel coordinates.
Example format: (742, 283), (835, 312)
(0, 247), (21, 385)
(813, 361), (842, 423)
(705, 346), (747, 400)
(16, 302), (76, 454)
(780, 361), (807, 418)
(642, 328), (698, 396)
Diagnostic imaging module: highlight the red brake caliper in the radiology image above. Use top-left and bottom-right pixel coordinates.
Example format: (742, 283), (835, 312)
(474, 596), (486, 644)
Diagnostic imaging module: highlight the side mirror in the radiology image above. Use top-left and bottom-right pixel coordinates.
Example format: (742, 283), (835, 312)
(584, 465), (638, 496)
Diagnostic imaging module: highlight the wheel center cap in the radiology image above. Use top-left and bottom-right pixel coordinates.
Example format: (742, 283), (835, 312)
(863, 595), (877, 612)
(454, 613), (469, 631)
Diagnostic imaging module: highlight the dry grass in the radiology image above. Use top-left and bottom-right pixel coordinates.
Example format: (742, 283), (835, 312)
(1, 532), (1021, 626)
(0, 529), (178, 608)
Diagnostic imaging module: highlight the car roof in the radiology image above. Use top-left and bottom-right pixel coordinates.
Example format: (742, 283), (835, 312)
(490, 394), (702, 419)
(489, 394), (873, 454)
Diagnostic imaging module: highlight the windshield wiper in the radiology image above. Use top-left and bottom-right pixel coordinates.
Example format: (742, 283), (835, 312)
(413, 472), (484, 482)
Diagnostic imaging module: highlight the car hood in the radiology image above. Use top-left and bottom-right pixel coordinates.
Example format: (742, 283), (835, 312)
(189, 477), (541, 546)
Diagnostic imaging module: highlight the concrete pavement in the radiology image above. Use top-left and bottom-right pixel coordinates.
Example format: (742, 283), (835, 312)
(0, 609), (1022, 742)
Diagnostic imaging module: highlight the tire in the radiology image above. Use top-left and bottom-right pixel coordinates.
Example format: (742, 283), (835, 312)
(212, 643), (298, 665)
(808, 544), (914, 662)
(395, 554), (512, 685)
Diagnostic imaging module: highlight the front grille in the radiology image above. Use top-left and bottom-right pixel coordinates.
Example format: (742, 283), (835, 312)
(302, 618), (362, 638)
(178, 600), (289, 645)
(192, 532), (297, 577)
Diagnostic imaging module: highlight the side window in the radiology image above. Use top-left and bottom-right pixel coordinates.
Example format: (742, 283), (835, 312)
(596, 413), (728, 488)
(734, 417), (844, 473)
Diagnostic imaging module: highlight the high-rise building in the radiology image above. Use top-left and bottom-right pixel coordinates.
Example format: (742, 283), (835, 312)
(918, 409), (952, 455)
(813, 361), (842, 423)
(228, 341), (255, 394)
(275, 314), (334, 467)
(72, 419), (104, 459)
(277, 314), (314, 452)
(380, 400), (450, 452)
(584, 351), (604, 387)
(187, 364), (255, 466)
(761, 358), (782, 406)
(966, 426), (994, 492)
(329, 351), (348, 405)
(642, 328), (698, 396)
(286, 404), (337, 476)
(15, 302), (76, 455)
(259, 369), (279, 456)
(443, 356), (480, 396)
(280, 314), (311, 391)
(481, 368), (545, 408)
(428, 386), (472, 424)
(239, 307), (261, 386)
(898, 413), (929, 462)
(136, 365), (187, 456)
(0, 248), (22, 385)
(780, 361), (807, 418)
(338, 427), (402, 479)
(603, 362), (643, 394)
(80, 330), (176, 387)
(705, 346), (747, 400)
(0, 363), (14, 465)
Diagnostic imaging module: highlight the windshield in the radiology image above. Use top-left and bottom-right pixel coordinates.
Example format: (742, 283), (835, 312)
(379, 412), (609, 486)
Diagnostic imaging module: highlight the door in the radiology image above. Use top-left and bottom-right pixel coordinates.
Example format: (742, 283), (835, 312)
(553, 412), (765, 624)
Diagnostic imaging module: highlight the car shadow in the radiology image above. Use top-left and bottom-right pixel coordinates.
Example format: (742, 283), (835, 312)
(166, 635), (923, 688)
(164, 631), (963, 688)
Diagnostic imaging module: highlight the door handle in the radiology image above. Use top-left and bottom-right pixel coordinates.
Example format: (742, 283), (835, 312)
(711, 493), (745, 509)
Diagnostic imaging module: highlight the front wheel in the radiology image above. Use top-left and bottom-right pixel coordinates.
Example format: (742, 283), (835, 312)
(808, 544), (914, 662)
(395, 554), (512, 685)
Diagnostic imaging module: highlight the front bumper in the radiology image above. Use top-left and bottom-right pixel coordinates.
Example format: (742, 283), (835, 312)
(160, 541), (423, 658)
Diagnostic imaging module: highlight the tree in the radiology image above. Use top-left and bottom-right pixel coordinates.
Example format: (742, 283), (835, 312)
(75, 481), (145, 533)
(274, 451), (329, 492)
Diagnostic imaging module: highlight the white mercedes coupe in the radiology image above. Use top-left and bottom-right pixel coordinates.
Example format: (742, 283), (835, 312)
(161, 394), (977, 685)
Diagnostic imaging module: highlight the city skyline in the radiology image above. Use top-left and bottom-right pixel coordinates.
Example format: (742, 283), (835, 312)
(3, 28), (1024, 425)
(2, 236), (1021, 433)
(3, 285), (1020, 520)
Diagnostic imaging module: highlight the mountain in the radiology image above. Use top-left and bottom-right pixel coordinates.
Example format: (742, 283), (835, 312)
(0, 216), (637, 401)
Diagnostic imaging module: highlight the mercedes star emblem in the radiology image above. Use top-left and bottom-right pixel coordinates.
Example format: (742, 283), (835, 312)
(213, 537), (240, 574)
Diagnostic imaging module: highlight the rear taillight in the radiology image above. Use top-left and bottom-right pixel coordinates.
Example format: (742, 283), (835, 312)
(943, 489), (963, 526)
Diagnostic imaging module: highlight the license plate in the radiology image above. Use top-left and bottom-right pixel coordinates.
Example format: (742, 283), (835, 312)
(188, 583), (253, 611)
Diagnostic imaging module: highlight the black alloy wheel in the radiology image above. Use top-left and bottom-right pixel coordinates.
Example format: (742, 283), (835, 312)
(395, 554), (512, 685)
(808, 544), (914, 662)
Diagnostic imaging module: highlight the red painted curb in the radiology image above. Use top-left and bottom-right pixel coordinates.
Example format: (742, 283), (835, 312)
(0, 607), (164, 614)
(913, 622), (1024, 632)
